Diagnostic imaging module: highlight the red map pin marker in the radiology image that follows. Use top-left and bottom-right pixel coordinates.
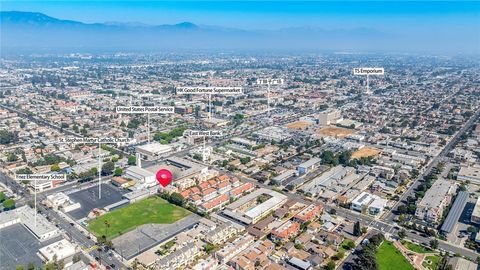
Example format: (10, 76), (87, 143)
(156, 169), (172, 187)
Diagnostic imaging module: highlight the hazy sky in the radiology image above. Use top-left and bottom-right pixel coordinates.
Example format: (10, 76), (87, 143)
(1, 1), (479, 31)
(1, 1), (479, 53)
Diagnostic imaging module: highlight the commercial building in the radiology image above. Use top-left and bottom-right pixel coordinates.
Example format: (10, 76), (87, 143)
(471, 197), (480, 225)
(300, 166), (355, 197)
(38, 239), (76, 262)
(457, 165), (480, 184)
(297, 157), (321, 175)
(125, 166), (156, 187)
(272, 169), (296, 185)
(0, 206), (59, 241)
(230, 137), (257, 148)
(136, 142), (173, 160)
(415, 180), (456, 224)
(318, 109), (342, 126)
(223, 188), (288, 225)
(253, 126), (292, 142)
(351, 192), (387, 215)
(147, 156), (208, 189)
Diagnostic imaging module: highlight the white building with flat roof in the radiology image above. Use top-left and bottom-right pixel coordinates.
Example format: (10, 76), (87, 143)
(125, 166), (156, 187)
(472, 197), (480, 225)
(253, 126), (292, 142)
(458, 165), (480, 184)
(46, 192), (71, 208)
(351, 192), (387, 215)
(39, 239), (76, 262)
(136, 142), (173, 160)
(0, 206), (59, 241)
(318, 109), (342, 126)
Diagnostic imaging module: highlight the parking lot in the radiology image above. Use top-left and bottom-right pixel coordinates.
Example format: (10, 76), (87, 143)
(447, 199), (476, 246)
(0, 223), (62, 270)
(67, 184), (125, 220)
(112, 214), (201, 260)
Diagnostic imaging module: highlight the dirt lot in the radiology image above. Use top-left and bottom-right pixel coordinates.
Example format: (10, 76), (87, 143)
(351, 147), (381, 159)
(286, 121), (312, 129)
(316, 126), (356, 138)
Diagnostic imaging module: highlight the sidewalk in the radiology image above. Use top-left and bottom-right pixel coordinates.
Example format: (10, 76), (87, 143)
(394, 240), (424, 270)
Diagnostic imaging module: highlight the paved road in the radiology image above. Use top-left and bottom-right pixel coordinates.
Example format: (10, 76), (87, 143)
(0, 172), (126, 269)
(0, 104), (131, 156)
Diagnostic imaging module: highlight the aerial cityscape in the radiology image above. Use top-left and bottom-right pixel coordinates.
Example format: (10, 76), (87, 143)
(0, 1), (479, 270)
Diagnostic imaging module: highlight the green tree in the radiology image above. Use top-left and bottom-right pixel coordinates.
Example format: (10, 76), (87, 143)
(398, 229), (406, 239)
(27, 262), (35, 270)
(50, 164), (61, 172)
(0, 130), (19, 144)
(169, 192), (185, 206)
(7, 152), (18, 162)
(334, 250), (345, 260)
(430, 239), (439, 250)
(128, 155), (137, 165)
(44, 262), (55, 270)
(3, 198), (15, 209)
(16, 167), (33, 175)
(72, 254), (81, 263)
(114, 167), (123, 176)
(325, 260), (336, 270)
(240, 157), (251, 164)
(353, 221), (361, 236)
(204, 243), (215, 254)
(346, 240), (356, 250)
(101, 161), (115, 176)
(15, 265), (24, 270)
(0, 192), (5, 202)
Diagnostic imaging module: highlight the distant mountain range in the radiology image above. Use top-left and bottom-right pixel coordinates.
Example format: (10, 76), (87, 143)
(0, 11), (433, 53)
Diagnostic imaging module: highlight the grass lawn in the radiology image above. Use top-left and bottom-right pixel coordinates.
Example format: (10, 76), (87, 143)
(400, 240), (433, 254)
(376, 241), (415, 270)
(422, 255), (441, 270)
(88, 196), (190, 240)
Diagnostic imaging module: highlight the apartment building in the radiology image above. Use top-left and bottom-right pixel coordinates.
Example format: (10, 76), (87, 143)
(415, 180), (456, 224)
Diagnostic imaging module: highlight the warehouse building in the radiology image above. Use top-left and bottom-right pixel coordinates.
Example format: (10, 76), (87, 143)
(297, 157), (321, 175)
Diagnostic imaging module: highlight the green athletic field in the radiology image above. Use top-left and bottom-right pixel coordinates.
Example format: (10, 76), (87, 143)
(87, 196), (190, 240)
(377, 241), (415, 270)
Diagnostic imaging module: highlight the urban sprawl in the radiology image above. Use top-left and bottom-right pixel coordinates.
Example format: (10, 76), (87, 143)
(0, 53), (479, 270)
